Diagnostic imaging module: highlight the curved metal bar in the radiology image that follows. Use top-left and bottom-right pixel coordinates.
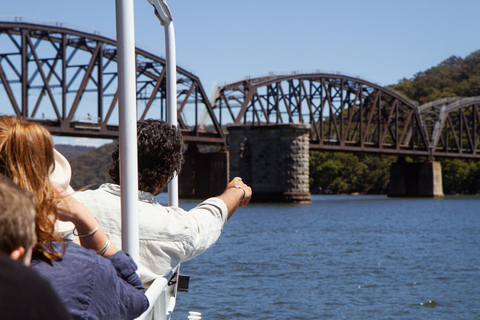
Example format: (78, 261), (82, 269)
(147, 0), (178, 207)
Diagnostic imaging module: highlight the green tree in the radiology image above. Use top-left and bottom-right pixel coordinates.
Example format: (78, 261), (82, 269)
(309, 151), (395, 194)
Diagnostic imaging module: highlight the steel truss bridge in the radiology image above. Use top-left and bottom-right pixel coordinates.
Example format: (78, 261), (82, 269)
(0, 20), (224, 145)
(213, 75), (480, 159)
(1, 20), (480, 159)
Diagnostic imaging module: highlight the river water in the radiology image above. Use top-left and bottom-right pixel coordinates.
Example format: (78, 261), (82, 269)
(156, 194), (480, 319)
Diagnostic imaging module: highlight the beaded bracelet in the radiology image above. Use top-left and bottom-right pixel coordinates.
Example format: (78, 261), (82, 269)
(230, 185), (246, 200)
(73, 219), (99, 238)
(96, 234), (111, 255)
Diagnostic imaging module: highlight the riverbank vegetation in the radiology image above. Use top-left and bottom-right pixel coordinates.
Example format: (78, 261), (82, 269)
(309, 152), (480, 195)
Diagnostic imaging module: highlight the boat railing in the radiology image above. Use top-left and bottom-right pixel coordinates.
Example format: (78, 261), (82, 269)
(136, 267), (179, 320)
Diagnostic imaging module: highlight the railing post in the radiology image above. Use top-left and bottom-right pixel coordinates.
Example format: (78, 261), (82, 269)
(146, 0), (178, 207)
(164, 17), (178, 207)
(115, 0), (139, 263)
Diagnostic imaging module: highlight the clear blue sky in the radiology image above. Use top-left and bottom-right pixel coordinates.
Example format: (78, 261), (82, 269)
(2, 0), (480, 145)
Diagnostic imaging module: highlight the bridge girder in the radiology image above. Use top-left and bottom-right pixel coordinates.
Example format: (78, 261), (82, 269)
(419, 96), (480, 158)
(214, 73), (432, 157)
(214, 74), (480, 159)
(0, 21), (225, 145)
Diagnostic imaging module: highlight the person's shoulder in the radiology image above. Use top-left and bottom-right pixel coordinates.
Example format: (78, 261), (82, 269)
(76, 183), (118, 195)
(63, 241), (98, 260)
(74, 183), (119, 202)
(0, 254), (39, 283)
(46, 241), (98, 265)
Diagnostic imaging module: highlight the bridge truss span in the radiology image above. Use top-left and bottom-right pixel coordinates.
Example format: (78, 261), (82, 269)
(0, 20), (225, 145)
(419, 97), (480, 158)
(2, 21), (480, 160)
(213, 73), (430, 157)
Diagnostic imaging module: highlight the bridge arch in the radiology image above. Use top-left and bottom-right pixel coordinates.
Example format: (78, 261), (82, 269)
(0, 20), (225, 145)
(213, 73), (430, 156)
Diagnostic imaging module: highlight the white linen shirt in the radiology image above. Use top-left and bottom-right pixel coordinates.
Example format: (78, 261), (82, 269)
(73, 183), (228, 288)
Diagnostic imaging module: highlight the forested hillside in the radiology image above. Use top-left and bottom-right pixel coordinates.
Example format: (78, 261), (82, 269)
(309, 153), (395, 195)
(310, 50), (480, 195)
(67, 143), (115, 190)
(391, 50), (480, 104)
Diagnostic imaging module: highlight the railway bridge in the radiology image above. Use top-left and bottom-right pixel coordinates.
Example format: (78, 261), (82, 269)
(1, 20), (480, 200)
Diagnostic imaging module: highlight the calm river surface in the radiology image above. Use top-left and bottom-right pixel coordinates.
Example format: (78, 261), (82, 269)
(156, 194), (480, 319)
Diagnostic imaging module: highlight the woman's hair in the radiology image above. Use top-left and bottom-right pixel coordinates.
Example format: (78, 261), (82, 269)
(0, 116), (63, 259)
(109, 119), (184, 195)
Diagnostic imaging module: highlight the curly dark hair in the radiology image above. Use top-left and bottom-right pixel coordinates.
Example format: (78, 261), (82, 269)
(109, 119), (184, 195)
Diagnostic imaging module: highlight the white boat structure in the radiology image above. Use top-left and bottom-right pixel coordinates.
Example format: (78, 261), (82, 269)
(115, 0), (188, 319)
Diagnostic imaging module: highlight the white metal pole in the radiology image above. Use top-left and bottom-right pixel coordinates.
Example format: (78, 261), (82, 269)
(147, 0), (178, 207)
(115, 0), (140, 263)
(164, 18), (178, 207)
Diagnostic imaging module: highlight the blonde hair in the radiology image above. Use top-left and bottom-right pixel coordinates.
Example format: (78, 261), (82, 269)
(0, 116), (63, 259)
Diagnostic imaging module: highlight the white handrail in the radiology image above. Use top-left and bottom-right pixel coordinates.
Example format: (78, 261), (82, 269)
(135, 268), (178, 320)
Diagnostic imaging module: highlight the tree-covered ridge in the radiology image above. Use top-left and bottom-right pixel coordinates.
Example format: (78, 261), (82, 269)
(55, 144), (95, 160)
(67, 143), (115, 190)
(391, 50), (480, 105)
(309, 152), (394, 194)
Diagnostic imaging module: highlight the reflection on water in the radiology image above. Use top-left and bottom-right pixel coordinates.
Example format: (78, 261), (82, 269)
(155, 194), (480, 319)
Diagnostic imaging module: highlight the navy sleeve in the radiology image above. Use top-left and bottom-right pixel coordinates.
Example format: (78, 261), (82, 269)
(91, 251), (149, 319)
(107, 251), (146, 291)
(31, 242), (149, 320)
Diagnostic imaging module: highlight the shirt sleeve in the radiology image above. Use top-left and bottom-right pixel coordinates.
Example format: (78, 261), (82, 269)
(107, 251), (146, 291)
(92, 251), (149, 319)
(170, 197), (229, 261)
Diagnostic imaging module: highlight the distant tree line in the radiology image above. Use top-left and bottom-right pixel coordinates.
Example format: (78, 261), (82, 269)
(309, 152), (394, 194)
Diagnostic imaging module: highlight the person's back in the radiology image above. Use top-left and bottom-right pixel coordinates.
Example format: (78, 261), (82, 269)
(74, 183), (229, 286)
(73, 119), (252, 288)
(0, 254), (71, 319)
(30, 241), (147, 319)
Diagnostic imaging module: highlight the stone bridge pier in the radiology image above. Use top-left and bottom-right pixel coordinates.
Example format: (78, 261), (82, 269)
(227, 124), (311, 203)
(388, 157), (444, 197)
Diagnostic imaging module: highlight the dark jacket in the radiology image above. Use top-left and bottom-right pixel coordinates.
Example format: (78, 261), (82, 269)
(31, 242), (149, 320)
(0, 253), (71, 319)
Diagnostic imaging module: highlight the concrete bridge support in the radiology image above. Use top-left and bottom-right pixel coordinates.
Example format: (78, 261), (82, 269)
(227, 124), (311, 202)
(388, 157), (444, 197)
